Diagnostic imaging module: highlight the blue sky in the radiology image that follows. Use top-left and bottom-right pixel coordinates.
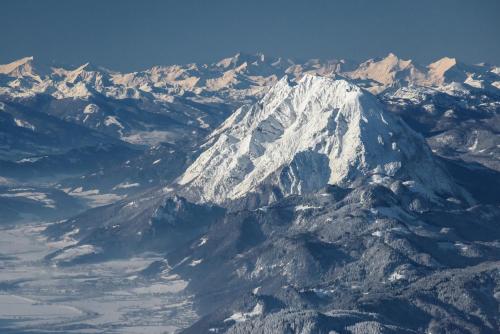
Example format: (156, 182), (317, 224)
(1, 0), (499, 70)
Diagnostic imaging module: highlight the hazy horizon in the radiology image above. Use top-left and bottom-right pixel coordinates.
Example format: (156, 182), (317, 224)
(4, 50), (498, 74)
(1, 0), (499, 71)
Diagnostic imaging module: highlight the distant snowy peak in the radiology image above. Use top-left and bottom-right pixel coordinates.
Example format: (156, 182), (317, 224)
(347, 53), (421, 87)
(52, 62), (102, 82)
(178, 75), (466, 206)
(216, 52), (269, 69)
(428, 57), (458, 79)
(0, 56), (41, 82)
(0, 56), (34, 73)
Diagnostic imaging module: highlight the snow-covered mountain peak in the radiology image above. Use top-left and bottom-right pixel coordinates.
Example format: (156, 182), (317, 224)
(0, 56), (34, 71)
(178, 75), (464, 206)
(52, 62), (109, 80)
(347, 53), (419, 86)
(429, 57), (458, 72)
(216, 52), (269, 69)
(0, 56), (41, 82)
(426, 57), (461, 84)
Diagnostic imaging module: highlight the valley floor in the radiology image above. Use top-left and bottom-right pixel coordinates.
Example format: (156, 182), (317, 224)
(0, 223), (197, 334)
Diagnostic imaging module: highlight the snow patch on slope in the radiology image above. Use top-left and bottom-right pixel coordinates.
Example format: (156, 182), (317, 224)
(53, 244), (101, 262)
(14, 118), (35, 131)
(224, 303), (264, 323)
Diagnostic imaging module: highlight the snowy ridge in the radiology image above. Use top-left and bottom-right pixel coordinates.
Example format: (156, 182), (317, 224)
(179, 75), (465, 205)
(1, 53), (497, 103)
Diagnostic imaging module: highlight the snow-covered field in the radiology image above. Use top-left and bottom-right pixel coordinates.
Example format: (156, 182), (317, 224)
(0, 223), (197, 333)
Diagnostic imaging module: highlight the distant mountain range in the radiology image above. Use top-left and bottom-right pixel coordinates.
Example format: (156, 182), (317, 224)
(1, 53), (500, 333)
(2, 52), (499, 101)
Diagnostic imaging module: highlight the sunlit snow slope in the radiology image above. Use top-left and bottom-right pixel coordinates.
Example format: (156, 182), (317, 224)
(179, 75), (465, 205)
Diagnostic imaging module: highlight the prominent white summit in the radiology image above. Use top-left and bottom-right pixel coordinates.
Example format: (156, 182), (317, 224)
(178, 75), (463, 205)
